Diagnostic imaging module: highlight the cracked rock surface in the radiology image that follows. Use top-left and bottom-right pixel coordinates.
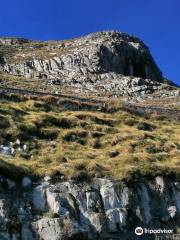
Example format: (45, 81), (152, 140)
(0, 176), (179, 239)
(0, 31), (179, 99)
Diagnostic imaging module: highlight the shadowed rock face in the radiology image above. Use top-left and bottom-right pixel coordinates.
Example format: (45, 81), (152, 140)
(96, 34), (162, 81)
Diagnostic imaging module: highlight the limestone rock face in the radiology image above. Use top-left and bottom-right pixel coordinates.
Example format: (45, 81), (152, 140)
(1, 31), (178, 99)
(0, 32), (162, 80)
(0, 176), (179, 239)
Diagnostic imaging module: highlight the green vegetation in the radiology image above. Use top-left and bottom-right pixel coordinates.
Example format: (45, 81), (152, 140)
(0, 95), (179, 181)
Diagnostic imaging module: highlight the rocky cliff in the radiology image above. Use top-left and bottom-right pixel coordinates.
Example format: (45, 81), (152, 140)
(0, 175), (179, 240)
(0, 31), (179, 99)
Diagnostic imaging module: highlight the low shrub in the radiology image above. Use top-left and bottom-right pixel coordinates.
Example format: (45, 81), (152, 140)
(145, 144), (161, 154)
(63, 130), (88, 145)
(92, 116), (115, 126)
(71, 170), (90, 181)
(55, 152), (68, 163)
(37, 128), (58, 140)
(36, 115), (77, 129)
(18, 123), (37, 136)
(109, 150), (119, 158)
(137, 121), (156, 131)
(92, 138), (101, 148)
(124, 118), (138, 126)
(0, 115), (10, 129)
(91, 131), (104, 138)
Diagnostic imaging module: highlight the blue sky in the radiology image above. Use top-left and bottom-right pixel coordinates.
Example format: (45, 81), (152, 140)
(0, 0), (179, 85)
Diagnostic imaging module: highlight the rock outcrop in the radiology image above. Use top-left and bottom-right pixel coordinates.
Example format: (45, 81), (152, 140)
(0, 31), (179, 99)
(0, 176), (179, 239)
(0, 37), (31, 45)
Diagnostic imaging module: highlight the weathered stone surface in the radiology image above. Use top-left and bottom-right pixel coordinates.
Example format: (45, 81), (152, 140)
(33, 218), (64, 240)
(22, 177), (32, 189)
(33, 184), (47, 211)
(0, 31), (178, 99)
(0, 176), (179, 239)
(0, 31), (162, 80)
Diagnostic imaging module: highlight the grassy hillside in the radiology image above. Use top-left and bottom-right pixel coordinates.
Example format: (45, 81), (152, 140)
(0, 94), (179, 181)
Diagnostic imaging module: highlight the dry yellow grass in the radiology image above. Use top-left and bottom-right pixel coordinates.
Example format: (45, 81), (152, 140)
(0, 96), (179, 181)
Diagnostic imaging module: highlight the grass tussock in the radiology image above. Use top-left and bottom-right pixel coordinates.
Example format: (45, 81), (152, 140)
(0, 97), (179, 181)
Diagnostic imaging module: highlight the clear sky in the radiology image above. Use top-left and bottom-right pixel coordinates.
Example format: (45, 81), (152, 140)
(0, 0), (179, 85)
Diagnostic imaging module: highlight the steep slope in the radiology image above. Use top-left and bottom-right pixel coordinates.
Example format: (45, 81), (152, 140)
(0, 94), (179, 240)
(0, 31), (179, 240)
(0, 31), (179, 99)
(0, 94), (179, 180)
